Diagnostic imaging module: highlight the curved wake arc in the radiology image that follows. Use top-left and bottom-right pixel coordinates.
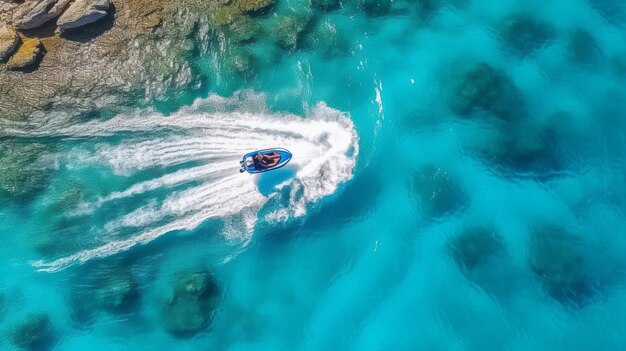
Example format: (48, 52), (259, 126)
(28, 98), (358, 272)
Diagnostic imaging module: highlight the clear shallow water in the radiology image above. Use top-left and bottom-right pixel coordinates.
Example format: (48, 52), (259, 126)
(2, 0), (626, 349)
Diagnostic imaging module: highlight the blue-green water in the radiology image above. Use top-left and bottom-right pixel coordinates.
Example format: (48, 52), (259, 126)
(2, 0), (626, 349)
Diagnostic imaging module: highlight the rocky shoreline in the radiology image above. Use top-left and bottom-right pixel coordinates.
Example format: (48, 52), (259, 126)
(0, 0), (112, 69)
(0, 0), (286, 122)
(0, 0), (202, 121)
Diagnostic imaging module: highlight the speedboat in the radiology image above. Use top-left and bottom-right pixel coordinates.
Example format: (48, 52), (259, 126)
(240, 148), (293, 174)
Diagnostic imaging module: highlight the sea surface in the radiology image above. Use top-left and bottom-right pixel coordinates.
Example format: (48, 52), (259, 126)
(1, 0), (626, 349)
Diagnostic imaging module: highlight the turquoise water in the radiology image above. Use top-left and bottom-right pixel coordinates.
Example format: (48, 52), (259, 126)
(2, 0), (626, 349)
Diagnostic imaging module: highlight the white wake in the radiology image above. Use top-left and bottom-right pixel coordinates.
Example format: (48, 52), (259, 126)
(24, 94), (358, 272)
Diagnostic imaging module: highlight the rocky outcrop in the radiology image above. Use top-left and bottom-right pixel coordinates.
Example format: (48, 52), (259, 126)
(449, 63), (524, 120)
(13, 0), (72, 30)
(94, 272), (138, 311)
(162, 271), (219, 338)
(0, 141), (51, 198)
(11, 313), (54, 350)
(236, 0), (276, 15)
(57, 0), (112, 32)
(0, 0), (241, 120)
(450, 227), (504, 272)
(6, 37), (42, 70)
(502, 16), (554, 56)
(529, 226), (593, 307)
(0, 25), (19, 61)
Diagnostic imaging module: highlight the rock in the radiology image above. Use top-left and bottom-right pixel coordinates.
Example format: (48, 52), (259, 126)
(226, 17), (259, 43)
(312, 0), (340, 12)
(235, 0), (276, 15)
(140, 13), (162, 31)
(95, 273), (138, 311)
(480, 120), (558, 173)
(529, 226), (593, 307)
(229, 48), (256, 78)
(274, 14), (311, 51)
(412, 165), (467, 218)
(13, 0), (72, 30)
(450, 227), (504, 272)
(449, 63), (523, 119)
(303, 18), (349, 58)
(568, 28), (602, 65)
(28, 186), (89, 256)
(502, 16), (553, 56)
(360, 0), (392, 17)
(211, 5), (243, 26)
(0, 141), (51, 198)
(11, 313), (54, 350)
(162, 271), (219, 338)
(0, 25), (19, 61)
(57, 0), (111, 32)
(6, 37), (43, 70)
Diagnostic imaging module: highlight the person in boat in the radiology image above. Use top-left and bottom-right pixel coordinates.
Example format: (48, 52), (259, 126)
(253, 152), (281, 169)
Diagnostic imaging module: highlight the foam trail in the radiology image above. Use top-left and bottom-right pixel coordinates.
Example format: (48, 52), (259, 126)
(29, 95), (359, 272)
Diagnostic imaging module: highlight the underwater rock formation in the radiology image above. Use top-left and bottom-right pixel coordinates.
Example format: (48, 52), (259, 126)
(529, 226), (594, 307)
(312, 0), (340, 12)
(28, 185), (89, 257)
(449, 63), (523, 120)
(94, 272), (139, 311)
(450, 227), (504, 273)
(162, 271), (220, 337)
(0, 25), (19, 60)
(501, 16), (553, 56)
(412, 165), (467, 218)
(6, 37), (42, 70)
(0, 142), (52, 199)
(235, 0), (276, 15)
(229, 48), (257, 78)
(360, 0), (392, 17)
(274, 14), (311, 51)
(568, 28), (602, 65)
(303, 18), (349, 58)
(224, 17), (259, 43)
(11, 313), (54, 350)
(487, 120), (559, 172)
(57, 0), (112, 32)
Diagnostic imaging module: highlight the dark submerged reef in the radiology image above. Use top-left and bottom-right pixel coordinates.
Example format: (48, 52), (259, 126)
(448, 226), (517, 295)
(450, 226), (505, 273)
(312, 0), (341, 12)
(302, 18), (350, 58)
(568, 28), (602, 66)
(487, 120), (562, 173)
(69, 266), (140, 326)
(28, 183), (92, 257)
(449, 63), (524, 120)
(272, 12), (312, 51)
(412, 165), (467, 218)
(528, 226), (597, 308)
(94, 271), (140, 312)
(11, 313), (55, 350)
(360, 0), (392, 17)
(500, 15), (554, 57)
(161, 271), (220, 338)
(587, 0), (626, 24)
(447, 62), (569, 174)
(227, 47), (258, 79)
(0, 141), (53, 200)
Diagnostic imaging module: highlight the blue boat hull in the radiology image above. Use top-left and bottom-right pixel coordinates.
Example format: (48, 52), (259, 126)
(240, 148), (293, 174)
